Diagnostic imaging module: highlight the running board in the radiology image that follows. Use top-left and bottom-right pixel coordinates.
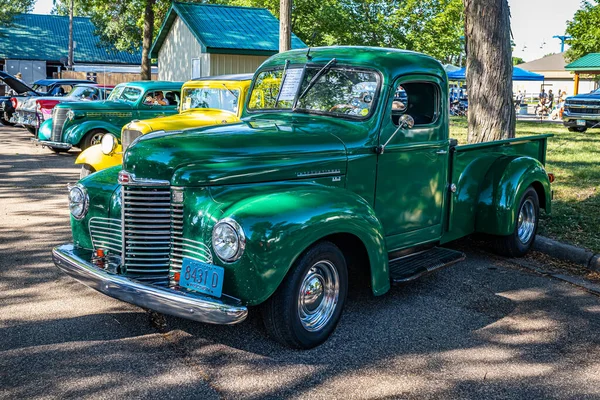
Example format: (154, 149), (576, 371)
(389, 247), (465, 284)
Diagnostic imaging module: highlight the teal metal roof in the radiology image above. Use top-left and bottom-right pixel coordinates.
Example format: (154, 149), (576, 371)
(150, 2), (306, 58)
(0, 14), (141, 65)
(565, 53), (600, 71)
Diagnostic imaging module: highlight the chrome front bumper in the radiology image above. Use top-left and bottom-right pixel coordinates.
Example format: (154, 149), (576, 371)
(31, 138), (72, 150)
(52, 244), (248, 325)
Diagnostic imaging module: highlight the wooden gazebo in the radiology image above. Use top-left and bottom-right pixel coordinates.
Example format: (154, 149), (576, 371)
(565, 53), (600, 95)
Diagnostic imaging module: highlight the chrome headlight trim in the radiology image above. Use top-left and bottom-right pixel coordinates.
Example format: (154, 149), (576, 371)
(212, 218), (246, 263)
(68, 183), (89, 220)
(100, 133), (117, 155)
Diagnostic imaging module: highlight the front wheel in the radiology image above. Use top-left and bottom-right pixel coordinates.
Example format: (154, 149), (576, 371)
(568, 127), (587, 133)
(494, 186), (540, 257)
(80, 129), (106, 151)
(79, 164), (96, 179)
(261, 241), (348, 349)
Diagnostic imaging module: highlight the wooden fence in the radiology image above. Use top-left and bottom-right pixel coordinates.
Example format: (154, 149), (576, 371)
(57, 71), (158, 85)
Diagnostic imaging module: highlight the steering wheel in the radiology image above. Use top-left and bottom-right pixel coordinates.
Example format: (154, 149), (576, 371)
(329, 104), (355, 113)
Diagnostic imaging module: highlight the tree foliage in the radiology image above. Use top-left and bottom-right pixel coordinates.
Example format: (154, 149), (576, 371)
(512, 56), (524, 65)
(0, 0), (35, 27)
(565, 0), (600, 62)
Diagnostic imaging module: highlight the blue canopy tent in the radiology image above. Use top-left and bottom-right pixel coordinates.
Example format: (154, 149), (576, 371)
(447, 67), (544, 81)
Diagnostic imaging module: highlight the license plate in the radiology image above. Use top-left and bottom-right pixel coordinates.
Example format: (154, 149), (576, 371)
(179, 258), (224, 298)
(577, 119), (586, 126)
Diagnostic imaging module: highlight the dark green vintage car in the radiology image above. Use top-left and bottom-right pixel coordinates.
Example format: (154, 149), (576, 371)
(34, 81), (183, 152)
(53, 47), (552, 348)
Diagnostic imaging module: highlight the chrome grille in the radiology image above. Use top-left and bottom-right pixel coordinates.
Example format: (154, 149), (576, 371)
(122, 186), (172, 276)
(89, 217), (122, 255)
(52, 108), (68, 142)
(121, 129), (143, 150)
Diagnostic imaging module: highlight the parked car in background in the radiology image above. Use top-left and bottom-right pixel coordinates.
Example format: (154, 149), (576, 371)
(562, 88), (600, 132)
(5, 78), (92, 133)
(35, 81), (183, 152)
(53, 47), (553, 349)
(12, 84), (114, 134)
(77, 74), (252, 178)
(0, 71), (40, 126)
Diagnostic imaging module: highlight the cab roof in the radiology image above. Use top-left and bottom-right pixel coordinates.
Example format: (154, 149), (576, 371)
(115, 81), (184, 90)
(259, 46), (446, 85)
(193, 73), (253, 82)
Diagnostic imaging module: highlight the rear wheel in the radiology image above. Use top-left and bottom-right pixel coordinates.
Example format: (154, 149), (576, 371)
(262, 241), (348, 349)
(79, 164), (96, 179)
(80, 129), (106, 151)
(568, 127), (587, 133)
(494, 186), (540, 257)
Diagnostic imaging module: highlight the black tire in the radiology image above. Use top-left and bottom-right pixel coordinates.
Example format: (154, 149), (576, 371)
(261, 241), (348, 349)
(568, 127), (587, 133)
(80, 129), (106, 151)
(26, 126), (37, 135)
(0, 118), (14, 126)
(494, 186), (540, 258)
(79, 164), (96, 179)
(48, 146), (69, 154)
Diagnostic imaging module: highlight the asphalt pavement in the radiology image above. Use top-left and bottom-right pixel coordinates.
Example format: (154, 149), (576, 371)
(2, 125), (600, 399)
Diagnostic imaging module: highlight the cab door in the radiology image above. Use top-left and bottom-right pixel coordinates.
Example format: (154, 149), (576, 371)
(374, 76), (449, 250)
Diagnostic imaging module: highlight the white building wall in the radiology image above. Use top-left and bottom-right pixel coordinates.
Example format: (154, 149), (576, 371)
(209, 54), (268, 76)
(158, 17), (205, 81)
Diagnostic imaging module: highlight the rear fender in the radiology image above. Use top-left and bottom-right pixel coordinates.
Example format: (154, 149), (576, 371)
(64, 121), (121, 146)
(211, 184), (390, 304)
(75, 144), (124, 172)
(476, 156), (551, 236)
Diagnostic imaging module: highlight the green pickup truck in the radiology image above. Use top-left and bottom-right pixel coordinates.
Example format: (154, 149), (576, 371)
(53, 47), (552, 349)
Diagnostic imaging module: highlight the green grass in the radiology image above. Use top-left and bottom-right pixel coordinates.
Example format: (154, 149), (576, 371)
(450, 117), (600, 253)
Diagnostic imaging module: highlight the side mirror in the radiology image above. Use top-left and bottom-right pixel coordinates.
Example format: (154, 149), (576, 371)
(399, 114), (414, 129)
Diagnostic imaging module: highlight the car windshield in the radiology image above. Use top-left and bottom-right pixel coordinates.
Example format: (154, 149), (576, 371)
(68, 86), (100, 100)
(32, 84), (49, 93)
(181, 87), (240, 113)
(248, 64), (380, 119)
(107, 86), (142, 103)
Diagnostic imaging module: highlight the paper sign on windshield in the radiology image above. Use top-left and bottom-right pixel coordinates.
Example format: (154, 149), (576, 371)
(277, 68), (303, 101)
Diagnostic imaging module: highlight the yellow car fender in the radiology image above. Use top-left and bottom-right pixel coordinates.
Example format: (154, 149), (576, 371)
(75, 143), (124, 172)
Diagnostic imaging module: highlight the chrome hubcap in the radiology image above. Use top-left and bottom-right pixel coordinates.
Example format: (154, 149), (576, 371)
(517, 199), (536, 244)
(298, 260), (339, 332)
(90, 133), (104, 145)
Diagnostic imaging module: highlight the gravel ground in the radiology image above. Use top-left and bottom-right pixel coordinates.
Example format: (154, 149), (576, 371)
(1, 125), (600, 399)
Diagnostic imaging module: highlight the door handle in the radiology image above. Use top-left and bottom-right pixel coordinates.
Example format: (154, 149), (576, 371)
(436, 149), (448, 155)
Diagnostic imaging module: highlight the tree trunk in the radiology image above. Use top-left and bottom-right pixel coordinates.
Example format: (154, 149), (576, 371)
(141, 0), (155, 80)
(279, 0), (291, 52)
(463, 0), (515, 143)
(68, 0), (74, 69)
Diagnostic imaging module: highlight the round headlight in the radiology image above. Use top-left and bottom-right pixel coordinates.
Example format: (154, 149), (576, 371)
(68, 184), (88, 220)
(212, 218), (245, 262)
(100, 134), (117, 155)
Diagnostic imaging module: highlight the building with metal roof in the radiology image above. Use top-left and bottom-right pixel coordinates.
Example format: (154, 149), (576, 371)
(0, 14), (143, 85)
(150, 2), (306, 81)
(565, 53), (600, 95)
(518, 52), (597, 96)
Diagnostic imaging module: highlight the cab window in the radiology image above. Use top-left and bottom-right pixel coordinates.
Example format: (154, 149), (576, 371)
(143, 90), (180, 107)
(391, 82), (438, 126)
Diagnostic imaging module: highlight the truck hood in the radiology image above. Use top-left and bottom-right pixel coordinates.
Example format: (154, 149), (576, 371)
(126, 108), (240, 135)
(566, 92), (600, 101)
(123, 116), (351, 186)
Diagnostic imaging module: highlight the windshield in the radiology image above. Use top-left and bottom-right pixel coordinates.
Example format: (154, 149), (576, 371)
(67, 86), (101, 100)
(32, 84), (49, 93)
(181, 87), (240, 113)
(107, 86), (141, 103)
(248, 65), (380, 119)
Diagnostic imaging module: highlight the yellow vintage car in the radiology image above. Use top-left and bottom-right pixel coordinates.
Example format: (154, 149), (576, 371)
(76, 74), (253, 178)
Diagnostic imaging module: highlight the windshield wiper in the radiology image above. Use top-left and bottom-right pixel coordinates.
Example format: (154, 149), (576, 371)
(293, 58), (336, 110)
(222, 83), (238, 99)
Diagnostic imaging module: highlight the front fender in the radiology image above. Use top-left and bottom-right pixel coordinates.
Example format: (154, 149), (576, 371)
(38, 118), (53, 140)
(75, 144), (124, 173)
(476, 156), (551, 236)
(210, 184), (389, 305)
(64, 120), (121, 146)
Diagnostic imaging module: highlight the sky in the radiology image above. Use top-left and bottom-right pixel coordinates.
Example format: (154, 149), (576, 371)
(33, 0), (583, 62)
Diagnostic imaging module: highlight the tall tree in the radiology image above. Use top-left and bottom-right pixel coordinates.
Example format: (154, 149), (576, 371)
(565, 0), (600, 62)
(140, 0), (155, 80)
(279, 0), (291, 52)
(0, 0), (35, 27)
(463, 0), (515, 143)
(68, 0), (74, 68)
